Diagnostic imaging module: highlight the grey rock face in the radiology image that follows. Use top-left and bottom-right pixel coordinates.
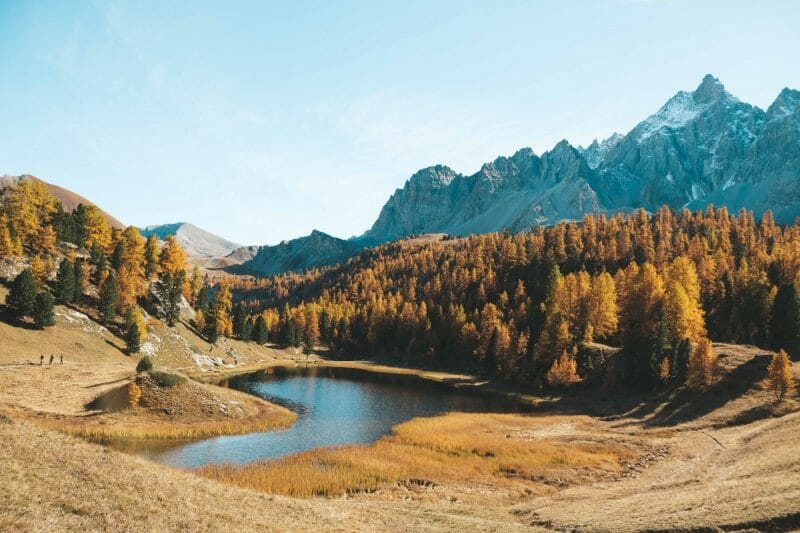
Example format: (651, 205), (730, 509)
(362, 74), (800, 244)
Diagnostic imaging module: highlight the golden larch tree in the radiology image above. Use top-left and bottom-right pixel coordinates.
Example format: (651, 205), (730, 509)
(546, 350), (581, 388)
(765, 349), (794, 401)
(687, 338), (717, 389)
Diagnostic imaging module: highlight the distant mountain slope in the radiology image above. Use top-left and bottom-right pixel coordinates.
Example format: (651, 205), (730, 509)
(0, 174), (124, 228)
(361, 75), (800, 244)
(227, 230), (362, 276)
(140, 222), (241, 258)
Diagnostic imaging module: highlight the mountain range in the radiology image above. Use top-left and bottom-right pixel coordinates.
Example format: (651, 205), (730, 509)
(363, 75), (800, 243)
(7, 75), (798, 277)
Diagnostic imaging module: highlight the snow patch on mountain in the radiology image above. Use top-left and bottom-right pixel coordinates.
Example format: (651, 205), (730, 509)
(635, 92), (707, 141)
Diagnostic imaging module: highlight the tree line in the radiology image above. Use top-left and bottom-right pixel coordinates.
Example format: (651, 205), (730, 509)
(228, 206), (798, 392)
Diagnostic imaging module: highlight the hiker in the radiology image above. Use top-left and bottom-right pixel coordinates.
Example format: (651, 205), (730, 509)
(40, 354), (44, 365)
(60, 354), (64, 365)
(49, 354), (54, 365)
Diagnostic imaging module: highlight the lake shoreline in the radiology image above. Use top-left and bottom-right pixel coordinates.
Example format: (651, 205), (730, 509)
(191, 351), (549, 410)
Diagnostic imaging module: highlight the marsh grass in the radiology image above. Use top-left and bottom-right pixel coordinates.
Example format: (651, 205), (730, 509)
(197, 413), (632, 498)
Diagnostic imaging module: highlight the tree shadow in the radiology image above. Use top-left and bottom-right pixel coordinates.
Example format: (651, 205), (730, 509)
(0, 304), (40, 330)
(639, 353), (771, 427)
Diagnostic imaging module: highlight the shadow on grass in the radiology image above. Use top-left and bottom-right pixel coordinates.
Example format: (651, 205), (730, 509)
(0, 304), (40, 330)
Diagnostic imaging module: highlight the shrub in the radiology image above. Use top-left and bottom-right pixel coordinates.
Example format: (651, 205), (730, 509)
(148, 371), (185, 388)
(135, 356), (153, 373)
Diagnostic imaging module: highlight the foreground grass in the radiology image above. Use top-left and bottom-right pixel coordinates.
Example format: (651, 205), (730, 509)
(197, 413), (635, 499)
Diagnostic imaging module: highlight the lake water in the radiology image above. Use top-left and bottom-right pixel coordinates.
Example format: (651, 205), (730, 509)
(130, 365), (527, 468)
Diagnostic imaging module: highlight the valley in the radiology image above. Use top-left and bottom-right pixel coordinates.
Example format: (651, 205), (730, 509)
(1, 71), (799, 532)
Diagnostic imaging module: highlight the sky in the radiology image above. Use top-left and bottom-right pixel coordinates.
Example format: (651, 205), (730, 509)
(0, 1), (798, 245)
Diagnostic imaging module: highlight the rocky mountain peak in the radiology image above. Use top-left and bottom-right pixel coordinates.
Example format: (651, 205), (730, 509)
(693, 74), (729, 103)
(408, 165), (457, 189)
(767, 87), (800, 119)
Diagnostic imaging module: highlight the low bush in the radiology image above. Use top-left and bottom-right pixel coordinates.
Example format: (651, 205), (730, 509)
(148, 371), (185, 388)
(135, 356), (153, 373)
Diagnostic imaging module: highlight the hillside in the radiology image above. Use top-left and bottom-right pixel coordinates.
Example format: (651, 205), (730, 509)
(361, 75), (800, 244)
(0, 174), (124, 229)
(140, 222), (242, 258)
(0, 338), (797, 531)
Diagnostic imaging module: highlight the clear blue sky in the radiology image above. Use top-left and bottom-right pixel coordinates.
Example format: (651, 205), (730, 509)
(1, 1), (798, 245)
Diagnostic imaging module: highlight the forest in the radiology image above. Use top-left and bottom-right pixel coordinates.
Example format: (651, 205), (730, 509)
(1, 178), (796, 395)
(229, 206), (799, 391)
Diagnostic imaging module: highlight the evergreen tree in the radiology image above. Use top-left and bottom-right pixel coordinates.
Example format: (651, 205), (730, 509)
(7, 268), (38, 318)
(253, 315), (269, 344)
(55, 259), (76, 303)
(111, 239), (126, 270)
(197, 285), (210, 313)
(126, 323), (141, 353)
(769, 284), (800, 356)
(32, 291), (55, 328)
(73, 258), (85, 303)
(99, 272), (119, 323)
(160, 270), (185, 326)
(241, 316), (254, 342)
(233, 302), (248, 338)
(144, 234), (159, 279)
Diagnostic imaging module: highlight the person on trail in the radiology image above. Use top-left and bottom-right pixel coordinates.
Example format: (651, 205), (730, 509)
(49, 354), (54, 365)
(60, 354), (64, 365)
(40, 354), (44, 365)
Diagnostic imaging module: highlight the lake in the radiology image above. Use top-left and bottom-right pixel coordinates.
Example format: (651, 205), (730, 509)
(129, 365), (527, 468)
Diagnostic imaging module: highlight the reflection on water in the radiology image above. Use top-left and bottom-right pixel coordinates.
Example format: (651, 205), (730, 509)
(123, 365), (528, 468)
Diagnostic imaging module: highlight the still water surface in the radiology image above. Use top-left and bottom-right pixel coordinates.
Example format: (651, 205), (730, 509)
(132, 365), (526, 468)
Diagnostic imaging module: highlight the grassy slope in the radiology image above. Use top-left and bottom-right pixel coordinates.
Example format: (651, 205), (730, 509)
(1, 277), (799, 530)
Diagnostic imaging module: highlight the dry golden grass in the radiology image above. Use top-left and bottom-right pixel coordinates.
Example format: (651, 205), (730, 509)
(40, 403), (295, 442)
(197, 413), (635, 499)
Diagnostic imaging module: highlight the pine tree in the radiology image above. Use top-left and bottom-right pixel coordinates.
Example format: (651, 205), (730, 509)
(55, 259), (76, 303)
(126, 323), (142, 353)
(253, 315), (269, 344)
(769, 284), (800, 356)
(144, 234), (159, 279)
(242, 316), (254, 342)
(160, 270), (185, 326)
(73, 258), (85, 303)
(32, 291), (55, 328)
(7, 268), (38, 318)
(765, 349), (794, 401)
(99, 272), (119, 323)
(233, 302), (249, 339)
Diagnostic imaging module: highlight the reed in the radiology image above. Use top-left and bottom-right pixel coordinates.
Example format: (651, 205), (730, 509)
(196, 413), (632, 498)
